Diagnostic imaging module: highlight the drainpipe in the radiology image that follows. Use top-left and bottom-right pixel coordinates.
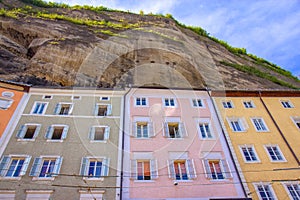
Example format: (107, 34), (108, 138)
(119, 86), (132, 200)
(207, 89), (249, 198)
(258, 91), (300, 165)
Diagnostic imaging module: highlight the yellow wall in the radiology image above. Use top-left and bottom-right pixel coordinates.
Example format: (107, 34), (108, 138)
(213, 96), (299, 200)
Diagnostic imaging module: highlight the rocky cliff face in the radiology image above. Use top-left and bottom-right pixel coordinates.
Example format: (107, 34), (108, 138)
(0, 0), (299, 90)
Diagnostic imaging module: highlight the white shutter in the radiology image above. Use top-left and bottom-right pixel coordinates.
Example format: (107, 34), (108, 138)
(89, 126), (95, 140)
(29, 157), (42, 176)
(150, 159), (158, 179)
(220, 159), (232, 178)
(20, 156), (31, 176)
(186, 159), (196, 179)
(106, 104), (112, 115)
(0, 156), (10, 176)
(33, 125), (41, 139)
(0, 99), (12, 109)
(202, 159), (212, 179)
(102, 158), (110, 176)
(241, 117), (249, 130)
(131, 122), (137, 137)
(61, 126), (69, 139)
(94, 104), (99, 116)
(148, 122), (154, 137)
(104, 127), (110, 140)
(68, 104), (74, 114)
(16, 125), (26, 138)
(52, 157), (63, 176)
(54, 103), (61, 115)
(80, 157), (89, 176)
(167, 160), (175, 179)
(163, 123), (170, 137)
(45, 126), (54, 139)
(130, 159), (137, 179)
(179, 122), (187, 137)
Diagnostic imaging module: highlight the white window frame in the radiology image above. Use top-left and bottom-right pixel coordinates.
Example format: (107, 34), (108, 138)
(264, 145), (286, 162)
(281, 100), (294, 108)
(16, 124), (41, 141)
(135, 97), (148, 106)
(254, 183), (277, 200)
(79, 157), (110, 180)
(197, 119), (214, 139)
(251, 117), (269, 132)
(45, 125), (69, 142)
(131, 121), (154, 138)
(163, 121), (187, 139)
(30, 102), (48, 115)
(94, 104), (112, 116)
(167, 159), (196, 181)
(227, 117), (248, 132)
(54, 102), (73, 115)
(191, 98), (204, 108)
(239, 145), (260, 163)
(284, 182), (300, 200)
(222, 100), (234, 108)
(243, 100), (255, 108)
(292, 117), (300, 130)
(89, 126), (110, 142)
(25, 190), (54, 200)
(202, 158), (232, 180)
(130, 159), (158, 181)
(99, 96), (110, 101)
(29, 156), (63, 180)
(0, 155), (31, 179)
(0, 97), (13, 110)
(163, 98), (176, 107)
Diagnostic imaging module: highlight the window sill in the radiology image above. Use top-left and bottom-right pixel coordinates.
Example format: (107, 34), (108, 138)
(0, 177), (21, 180)
(17, 138), (36, 142)
(200, 138), (216, 140)
(244, 161), (261, 163)
(32, 177), (55, 181)
(133, 137), (151, 140)
(172, 180), (193, 182)
(83, 177), (104, 181)
(89, 140), (107, 143)
(46, 139), (64, 143)
(270, 160), (287, 163)
(133, 180), (155, 183)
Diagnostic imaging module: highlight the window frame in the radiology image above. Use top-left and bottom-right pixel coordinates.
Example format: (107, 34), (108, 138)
(135, 97), (148, 106)
(45, 124), (69, 142)
(0, 155), (31, 179)
(239, 145), (260, 163)
(280, 100), (294, 108)
(254, 183), (277, 200)
(167, 159), (196, 181)
(222, 100), (234, 108)
(202, 158), (232, 180)
(227, 117), (248, 132)
(29, 156), (63, 180)
(54, 102), (73, 115)
(284, 182), (300, 200)
(163, 122), (187, 139)
(99, 96), (110, 101)
(16, 123), (41, 141)
(251, 117), (269, 132)
(42, 95), (53, 99)
(132, 121), (154, 138)
(264, 145), (286, 162)
(292, 117), (300, 130)
(80, 157), (110, 180)
(30, 101), (49, 115)
(191, 98), (204, 108)
(163, 98), (176, 107)
(243, 100), (255, 108)
(94, 104), (112, 116)
(89, 126), (110, 142)
(130, 159), (158, 181)
(198, 119), (214, 139)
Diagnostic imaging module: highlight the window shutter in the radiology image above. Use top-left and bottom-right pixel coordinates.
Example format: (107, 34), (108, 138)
(52, 157), (63, 176)
(94, 104), (99, 116)
(89, 127), (95, 140)
(220, 159), (232, 178)
(104, 127), (110, 140)
(163, 123), (170, 137)
(54, 103), (61, 115)
(45, 126), (53, 139)
(131, 122), (137, 137)
(29, 157), (42, 176)
(33, 125), (41, 139)
(186, 159), (197, 179)
(167, 160), (175, 179)
(80, 157), (89, 176)
(0, 156), (10, 176)
(150, 159), (158, 179)
(61, 126), (69, 140)
(148, 122), (154, 137)
(130, 159), (137, 179)
(20, 156), (31, 176)
(202, 159), (212, 179)
(179, 122), (187, 137)
(106, 104), (112, 115)
(68, 104), (74, 114)
(241, 117), (248, 130)
(102, 158), (110, 176)
(16, 125), (26, 138)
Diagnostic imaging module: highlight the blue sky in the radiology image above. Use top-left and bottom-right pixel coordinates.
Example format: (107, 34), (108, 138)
(45, 0), (300, 78)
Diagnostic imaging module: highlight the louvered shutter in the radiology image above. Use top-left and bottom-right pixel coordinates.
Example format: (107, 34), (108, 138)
(163, 123), (170, 137)
(80, 157), (89, 176)
(106, 105), (112, 116)
(179, 122), (187, 137)
(20, 156), (31, 176)
(54, 104), (61, 115)
(89, 127), (95, 140)
(94, 104), (99, 116)
(45, 126), (53, 139)
(16, 125), (26, 138)
(130, 159), (137, 179)
(61, 126), (69, 139)
(29, 157), (42, 176)
(220, 159), (232, 178)
(186, 159), (196, 179)
(148, 122), (154, 137)
(102, 158), (110, 176)
(202, 159), (212, 179)
(167, 160), (175, 179)
(104, 127), (110, 140)
(0, 156), (10, 176)
(150, 159), (158, 179)
(52, 157), (63, 176)
(68, 104), (74, 115)
(131, 122), (137, 137)
(33, 125), (41, 139)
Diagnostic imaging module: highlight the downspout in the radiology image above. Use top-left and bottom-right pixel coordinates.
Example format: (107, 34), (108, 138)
(207, 89), (249, 198)
(120, 86), (132, 200)
(258, 91), (300, 165)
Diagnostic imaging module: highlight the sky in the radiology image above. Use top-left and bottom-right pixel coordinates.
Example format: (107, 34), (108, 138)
(45, 0), (300, 78)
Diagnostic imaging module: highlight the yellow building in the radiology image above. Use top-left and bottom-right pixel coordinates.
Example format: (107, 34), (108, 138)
(211, 90), (300, 200)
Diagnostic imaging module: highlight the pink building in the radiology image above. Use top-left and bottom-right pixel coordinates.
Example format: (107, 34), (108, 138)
(122, 88), (246, 199)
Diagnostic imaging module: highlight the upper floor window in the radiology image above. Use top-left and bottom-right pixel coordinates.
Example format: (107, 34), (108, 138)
(168, 159), (196, 180)
(31, 102), (48, 115)
(164, 98), (175, 107)
(100, 96), (110, 101)
(199, 122), (213, 139)
(45, 125), (69, 141)
(80, 157), (109, 179)
(43, 95), (52, 99)
(243, 101), (255, 108)
(265, 145), (285, 162)
(240, 145), (259, 162)
(164, 122), (186, 138)
(192, 99), (203, 107)
(251, 118), (268, 132)
(281, 100), (294, 108)
(132, 122), (154, 138)
(0, 98), (13, 110)
(72, 96), (81, 100)
(202, 159), (232, 180)
(131, 159), (158, 180)
(2, 91), (14, 98)
(255, 184), (276, 200)
(89, 126), (110, 141)
(30, 156), (63, 178)
(135, 97), (147, 106)
(16, 124), (41, 140)
(54, 103), (73, 115)
(285, 183), (300, 200)
(94, 104), (112, 116)
(222, 101), (233, 108)
(292, 117), (300, 130)
(227, 117), (248, 132)
(0, 155), (31, 178)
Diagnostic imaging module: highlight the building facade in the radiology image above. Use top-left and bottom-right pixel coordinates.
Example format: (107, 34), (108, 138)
(211, 91), (300, 200)
(0, 88), (125, 200)
(122, 88), (246, 199)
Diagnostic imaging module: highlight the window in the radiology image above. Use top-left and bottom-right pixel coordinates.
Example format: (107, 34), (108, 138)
(285, 183), (300, 200)
(168, 159), (196, 180)
(202, 159), (232, 180)
(164, 98), (175, 107)
(2, 91), (14, 98)
(29, 156), (63, 178)
(164, 122), (186, 138)
(31, 102), (48, 114)
(89, 126), (110, 141)
(54, 103), (73, 115)
(227, 117), (247, 132)
(136, 97), (147, 106)
(192, 99), (203, 107)
(252, 118), (268, 132)
(0, 98), (13, 110)
(132, 122), (154, 138)
(265, 145), (285, 162)
(199, 123), (213, 139)
(100, 96), (109, 101)
(16, 124), (41, 140)
(131, 160), (158, 180)
(94, 104), (112, 116)
(43, 95), (52, 99)
(0, 155), (31, 178)
(243, 101), (254, 108)
(293, 118), (300, 130)
(222, 101), (233, 108)
(80, 157), (109, 178)
(72, 96), (81, 100)
(281, 100), (293, 108)
(45, 125), (69, 141)
(255, 184), (276, 200)
(240, 145), (259, 162)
